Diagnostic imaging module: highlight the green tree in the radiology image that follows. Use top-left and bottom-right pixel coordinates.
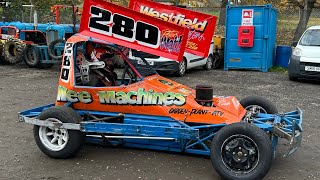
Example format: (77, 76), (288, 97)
(2, 0), (82, 22)
(281, 0), (317, 41)
(218, 0), (228, 25)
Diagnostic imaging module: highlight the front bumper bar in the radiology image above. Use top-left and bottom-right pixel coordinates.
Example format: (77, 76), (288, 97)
(253, 108), (303, 156)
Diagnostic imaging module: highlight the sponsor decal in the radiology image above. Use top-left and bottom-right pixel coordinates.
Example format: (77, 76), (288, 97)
(80, 0), (188, 61)
(168, 108), (224, 116)
(212, 110), (224, 116)
(139, 6), (208, 33)
(178, 88), (191, 94)
(169, 108), (188, 114)
(60, 43), (74, 82)
(57, 86), (186, 106)
(160, 29), (182, 53)
(57, 86), (93, 104)
(188, 30), (205, 41)
(186, 41), (198, 50)
(129, 0), (216, 57)
(98, 88), (186, 106)
(158, 79), (174, 86)
(190, 109), (209, 115)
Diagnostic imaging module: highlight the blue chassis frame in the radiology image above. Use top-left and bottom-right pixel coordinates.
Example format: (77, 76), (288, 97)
(19, 103), (303, 156)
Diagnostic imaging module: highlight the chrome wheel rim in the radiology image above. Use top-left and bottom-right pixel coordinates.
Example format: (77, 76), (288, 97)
(39, 118), (69, 151)
(179, 60), (186, 74)
(245, 105), (268, 114)
(206, 55), (213, 69)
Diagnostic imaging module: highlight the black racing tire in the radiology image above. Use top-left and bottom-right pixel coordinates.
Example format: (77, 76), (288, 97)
(212, 53), (223, 69)
(288, 73), (298, 81)
(3, 38), (26, 64)
(33, 106), (84, 159)
(240, 96), (278, 114)
(0, 41), (5, 64)
(48, 39), (65, 60)
(0, 41), (3, 54)
(203, 54), (213, 70)
(211, 122), (273, 180)
(175, 58), (187, 77)
(24, 44), (40, 68)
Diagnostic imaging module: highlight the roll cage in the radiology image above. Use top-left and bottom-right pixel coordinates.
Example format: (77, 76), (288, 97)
(72, 37), (158, 88)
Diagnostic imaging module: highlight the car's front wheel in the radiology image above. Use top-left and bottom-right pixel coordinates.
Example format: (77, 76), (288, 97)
(33, 106), (84, 159)
(288, 73), (298, 81)
(211, 122), (273, 180)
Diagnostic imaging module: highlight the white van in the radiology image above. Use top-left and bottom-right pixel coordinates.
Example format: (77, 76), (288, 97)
(288, 26), (320, 81)
(128, 42), (215, 77)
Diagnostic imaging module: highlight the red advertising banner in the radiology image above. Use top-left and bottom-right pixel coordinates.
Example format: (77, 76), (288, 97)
(129, 0), (217, 57)
(79, 0), (189, 61)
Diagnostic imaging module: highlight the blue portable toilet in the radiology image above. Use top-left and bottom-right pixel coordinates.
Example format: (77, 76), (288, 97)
(224, 4), (277, 72)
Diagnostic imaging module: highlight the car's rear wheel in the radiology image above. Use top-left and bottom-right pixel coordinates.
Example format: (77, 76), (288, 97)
(211, 122), (273, 180)
(203, 54), (213, 70)
(212, 53), (223, 69)
(240, 96), (278, 114)
(33, 106), (84, 159)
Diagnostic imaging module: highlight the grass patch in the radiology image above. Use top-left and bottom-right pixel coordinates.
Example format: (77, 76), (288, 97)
(269, 66), (288, 73)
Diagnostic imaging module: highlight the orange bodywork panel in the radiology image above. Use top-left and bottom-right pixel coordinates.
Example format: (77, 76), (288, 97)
(55, 36), (245, 125)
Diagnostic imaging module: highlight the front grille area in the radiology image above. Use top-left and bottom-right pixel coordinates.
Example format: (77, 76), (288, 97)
(300, 62), (320, 76)
(132, 50), (160, 59)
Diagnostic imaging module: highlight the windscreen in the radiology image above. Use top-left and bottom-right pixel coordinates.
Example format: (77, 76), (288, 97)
(299, 29), (320, 46)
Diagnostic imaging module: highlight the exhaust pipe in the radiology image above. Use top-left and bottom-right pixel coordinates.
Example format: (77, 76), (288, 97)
(33, 10), (38, 30)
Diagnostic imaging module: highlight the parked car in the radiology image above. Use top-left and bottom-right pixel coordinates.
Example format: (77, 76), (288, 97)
(288, 26), (320, 81)
(129, 42), (214, 76)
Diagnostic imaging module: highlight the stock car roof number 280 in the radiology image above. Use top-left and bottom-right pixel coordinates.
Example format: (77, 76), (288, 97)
(89, 6), (160, 49)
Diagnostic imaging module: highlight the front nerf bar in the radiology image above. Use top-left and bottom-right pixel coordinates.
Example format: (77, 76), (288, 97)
(253, 108), (303, 157)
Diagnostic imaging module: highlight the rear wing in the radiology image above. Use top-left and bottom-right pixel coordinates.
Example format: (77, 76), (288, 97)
(129, 0), (217, 57)
(79, 0), (189, 62)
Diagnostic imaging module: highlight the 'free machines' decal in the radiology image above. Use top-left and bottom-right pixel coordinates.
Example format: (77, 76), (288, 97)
(57, 86), (186, 106)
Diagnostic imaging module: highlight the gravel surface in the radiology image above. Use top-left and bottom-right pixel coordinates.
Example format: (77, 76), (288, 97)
(0, 64), (319, 180)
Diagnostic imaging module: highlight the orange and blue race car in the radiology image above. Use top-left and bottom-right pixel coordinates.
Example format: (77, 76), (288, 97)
(19, 0), (303, 180)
